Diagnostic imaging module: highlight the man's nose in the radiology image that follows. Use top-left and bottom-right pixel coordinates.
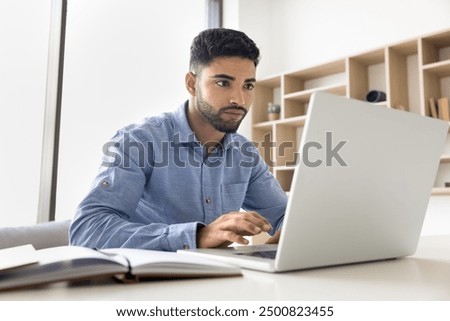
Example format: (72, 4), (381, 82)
(229, 88), (246, 106)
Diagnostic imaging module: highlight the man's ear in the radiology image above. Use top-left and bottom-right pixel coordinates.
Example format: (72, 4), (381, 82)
(185, 72), (196, 96)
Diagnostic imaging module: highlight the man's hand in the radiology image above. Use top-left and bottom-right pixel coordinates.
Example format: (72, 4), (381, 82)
(197, 211), (272, 248)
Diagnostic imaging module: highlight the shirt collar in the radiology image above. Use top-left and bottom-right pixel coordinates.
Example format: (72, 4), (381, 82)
(172, 101), (240, 151)
(172, 101), (197, 144)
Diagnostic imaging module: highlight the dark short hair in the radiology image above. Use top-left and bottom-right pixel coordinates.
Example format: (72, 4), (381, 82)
(189, 28), (260, 73)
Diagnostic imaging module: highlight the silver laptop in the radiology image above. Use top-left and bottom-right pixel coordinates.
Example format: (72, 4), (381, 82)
(179, 91), (449, 272)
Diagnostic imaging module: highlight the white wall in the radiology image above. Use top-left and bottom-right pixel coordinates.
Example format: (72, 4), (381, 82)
(239, 0), (450, 78)
(0, 0), (51, 227)
(55, 0), (205, 221)
(225, 0), (450, 235)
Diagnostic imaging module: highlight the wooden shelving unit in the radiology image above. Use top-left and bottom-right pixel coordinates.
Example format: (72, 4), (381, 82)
(252, 28), (450, 194)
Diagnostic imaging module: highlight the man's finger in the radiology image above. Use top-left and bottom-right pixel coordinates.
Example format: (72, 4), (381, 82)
(225, 212), (272, 232)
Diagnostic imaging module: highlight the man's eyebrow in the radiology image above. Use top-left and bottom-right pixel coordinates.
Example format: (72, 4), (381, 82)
(211, 74), (256, 83)
(211, 74), (235, 80)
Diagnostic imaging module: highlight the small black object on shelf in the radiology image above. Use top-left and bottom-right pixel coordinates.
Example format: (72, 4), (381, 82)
(366, 90), (386, 103)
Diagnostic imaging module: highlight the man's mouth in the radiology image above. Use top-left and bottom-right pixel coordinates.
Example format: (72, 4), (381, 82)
(220, 106), (247, 117)
(223, 110), (245, 116)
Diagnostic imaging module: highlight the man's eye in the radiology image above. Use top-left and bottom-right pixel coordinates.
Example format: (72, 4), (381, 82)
(216, 80), (230, 87)
(244, 83), (255, 90)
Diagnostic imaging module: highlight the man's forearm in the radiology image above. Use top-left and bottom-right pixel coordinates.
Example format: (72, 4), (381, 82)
(69, 209), (201, 251)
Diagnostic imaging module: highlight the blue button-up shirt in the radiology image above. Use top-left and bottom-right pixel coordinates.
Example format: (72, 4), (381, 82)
(69, 102), (287, 251)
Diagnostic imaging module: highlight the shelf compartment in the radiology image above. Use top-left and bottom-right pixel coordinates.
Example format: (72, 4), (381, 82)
(420, 29), (450, 65)
(347, 48), (387, 102)
(283, 59), (346, 95)
(420, 32), (450, 116)
(283, 99), (307, 119)
(253, 75), (282, 124)
(422, 69), (450, 118)
(386, 42), (420, 113)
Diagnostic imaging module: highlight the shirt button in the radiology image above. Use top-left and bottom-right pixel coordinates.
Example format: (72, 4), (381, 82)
(205, 197), (212, 204)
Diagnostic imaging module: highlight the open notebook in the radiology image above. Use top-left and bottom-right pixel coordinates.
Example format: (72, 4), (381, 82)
(0, 244), (241, 291)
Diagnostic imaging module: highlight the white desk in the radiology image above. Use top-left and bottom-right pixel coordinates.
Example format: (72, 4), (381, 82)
(1, 235), (449, 301)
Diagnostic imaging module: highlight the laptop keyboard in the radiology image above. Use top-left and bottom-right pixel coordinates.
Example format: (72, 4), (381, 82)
(234, 250), (277, 260)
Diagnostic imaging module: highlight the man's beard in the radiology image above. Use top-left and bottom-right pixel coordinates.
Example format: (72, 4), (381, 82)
(195, 91), (248, 133)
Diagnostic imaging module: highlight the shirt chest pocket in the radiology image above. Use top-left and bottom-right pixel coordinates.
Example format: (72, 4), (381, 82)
(220, 182), (248, 214)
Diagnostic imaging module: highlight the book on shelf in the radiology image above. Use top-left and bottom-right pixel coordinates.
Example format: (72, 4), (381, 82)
(0, 244), (242, 291)
(428, 98), (438, 118)
(438, 97), (450, 121)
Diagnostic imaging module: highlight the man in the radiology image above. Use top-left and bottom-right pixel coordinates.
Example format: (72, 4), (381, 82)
(69, 28), (287, 251)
